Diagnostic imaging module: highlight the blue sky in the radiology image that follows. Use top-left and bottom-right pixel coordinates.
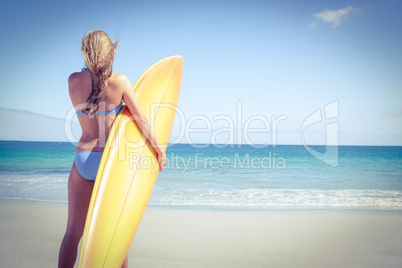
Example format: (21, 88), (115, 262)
(0, 0), (401, 145)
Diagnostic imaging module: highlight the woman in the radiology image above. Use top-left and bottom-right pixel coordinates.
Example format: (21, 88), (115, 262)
(58, 30), (166, 268)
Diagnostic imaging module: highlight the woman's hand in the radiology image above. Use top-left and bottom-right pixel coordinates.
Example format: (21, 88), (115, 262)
(157, 150), (167, 171)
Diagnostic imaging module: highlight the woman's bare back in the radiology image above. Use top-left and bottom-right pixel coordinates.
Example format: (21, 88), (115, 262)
(68, 69), (126, 151)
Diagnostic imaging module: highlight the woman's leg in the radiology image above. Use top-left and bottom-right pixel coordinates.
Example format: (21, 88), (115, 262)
(58, 163), (94, 268)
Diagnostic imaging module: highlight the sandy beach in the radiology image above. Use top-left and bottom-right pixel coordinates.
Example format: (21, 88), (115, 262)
(1, 203), (402, 267)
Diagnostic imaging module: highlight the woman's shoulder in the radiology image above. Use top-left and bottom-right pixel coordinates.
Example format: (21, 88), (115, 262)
(110, 72), (130, 83)
(68, 70), (91, 99)
(109, 73), (132, 89)
(68, 69), (90, 85)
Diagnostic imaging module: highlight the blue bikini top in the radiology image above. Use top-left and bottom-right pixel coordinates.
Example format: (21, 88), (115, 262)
(76, 101), (123, 116)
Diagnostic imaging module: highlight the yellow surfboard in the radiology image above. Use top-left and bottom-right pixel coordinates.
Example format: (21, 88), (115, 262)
(78, 56), (183, 267)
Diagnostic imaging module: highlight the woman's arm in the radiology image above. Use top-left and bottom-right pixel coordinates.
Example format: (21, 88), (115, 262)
(119, 74), (166, 171)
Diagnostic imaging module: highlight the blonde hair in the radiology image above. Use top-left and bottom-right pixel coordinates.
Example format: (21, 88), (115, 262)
(80, 30), (119, 116)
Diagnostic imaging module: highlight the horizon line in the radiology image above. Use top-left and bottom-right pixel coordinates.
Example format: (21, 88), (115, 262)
(1, 140), (401, 147)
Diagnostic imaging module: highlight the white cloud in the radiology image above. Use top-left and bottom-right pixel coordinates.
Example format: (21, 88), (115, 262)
(312, 6), (360, 28)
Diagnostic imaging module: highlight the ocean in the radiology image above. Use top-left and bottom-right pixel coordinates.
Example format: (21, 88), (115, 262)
(0, 141), (401, 211)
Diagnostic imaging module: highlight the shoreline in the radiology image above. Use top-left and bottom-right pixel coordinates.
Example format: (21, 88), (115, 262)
(2, 198), (402, 214)
(1, 203), (402, 267)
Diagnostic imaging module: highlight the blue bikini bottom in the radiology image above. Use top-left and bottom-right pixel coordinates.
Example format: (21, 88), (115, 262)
(74, 151), (103, 181)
